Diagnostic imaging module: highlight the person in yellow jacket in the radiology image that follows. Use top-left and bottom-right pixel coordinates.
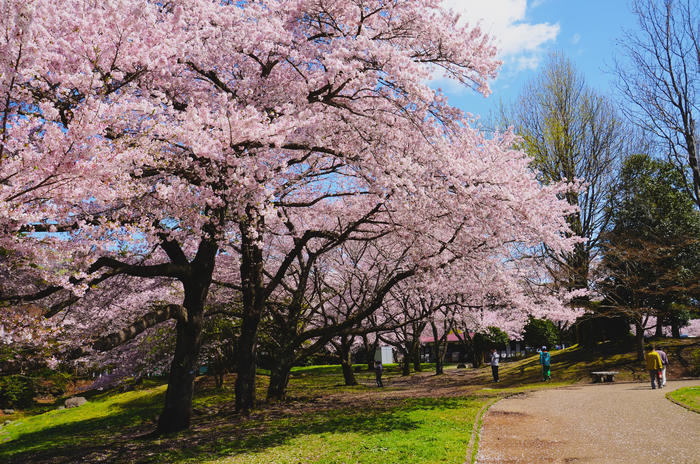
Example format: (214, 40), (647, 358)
(645, 345), (663, 389)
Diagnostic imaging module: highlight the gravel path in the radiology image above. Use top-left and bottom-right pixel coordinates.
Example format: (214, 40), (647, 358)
(477, 379), (700, 464)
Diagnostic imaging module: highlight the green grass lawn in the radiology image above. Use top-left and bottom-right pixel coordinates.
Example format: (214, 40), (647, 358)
(666, 386), (700, 413)
(0, 384), (166, 461)
(0, 365), (497, 464)
(170, 397), (488, 464)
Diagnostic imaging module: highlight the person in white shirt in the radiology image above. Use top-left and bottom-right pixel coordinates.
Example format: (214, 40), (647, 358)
(490, 349), (500, 382)
(656, 348), (669, 387)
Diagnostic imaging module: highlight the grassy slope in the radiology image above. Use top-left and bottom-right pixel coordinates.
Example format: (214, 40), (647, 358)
(0, 384), (165, 459)
(0, 339), (697, 463)
(485, 338), (700, 386)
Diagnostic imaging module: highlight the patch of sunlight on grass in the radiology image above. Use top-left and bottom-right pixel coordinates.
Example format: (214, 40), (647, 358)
(0, 385), (166, 459)
(667, 386), (700, 413)
(184, 397), (486, 464)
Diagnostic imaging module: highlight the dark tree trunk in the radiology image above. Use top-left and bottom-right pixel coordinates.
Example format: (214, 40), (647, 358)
(157, 240), (216, 434)
(215, 358), (226, 389)
(235, 217), (265, 414)
(156, 316), (202, 433)
(635, 319), (645, 361)
(671, 321), (681, 338)
(655, 314), (664, 338)
(267, 357), (293, 402)
(412, 358), (421, 372)
(411, 338), (422, 372)
(339, 336), (357, 386)
(235, 314), (261, 414)
(435, 352), (444, 374)
(472, 350), (483, 367)
(431, 322), (444, 375)
(401, 355), (410, 376)
(340, 359), (357, 386)
(266, 324), (300, 401)
(472, 333), (486, 368)
(438, 337), (449, 374)
(209, 348), (226, 389)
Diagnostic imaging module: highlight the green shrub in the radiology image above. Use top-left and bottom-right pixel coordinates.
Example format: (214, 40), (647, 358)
(35, 369), (73, 398)
(523, 317), (560, 349)
(690, 348), (700, 377)
(0, 375), (36, 409)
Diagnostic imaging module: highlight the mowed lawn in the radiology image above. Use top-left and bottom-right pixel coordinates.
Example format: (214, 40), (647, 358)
(667, 386), (700, 413)
(0, 364), (496, 464)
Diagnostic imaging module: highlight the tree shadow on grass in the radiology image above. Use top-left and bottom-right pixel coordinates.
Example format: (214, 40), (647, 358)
(152, 396), (474, 464)
(0, 394), (470, 464)
(0, 390), (164, 464)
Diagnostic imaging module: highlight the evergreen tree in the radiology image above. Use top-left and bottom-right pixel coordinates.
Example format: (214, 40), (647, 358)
(599, 154), (700, 359)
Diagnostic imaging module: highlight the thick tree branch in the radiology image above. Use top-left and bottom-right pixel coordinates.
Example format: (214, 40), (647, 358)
(92, 304), (187, 352)
(88, 256), (186, 279)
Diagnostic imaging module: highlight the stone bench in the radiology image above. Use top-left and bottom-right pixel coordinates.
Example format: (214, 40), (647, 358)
(591, 371), (619, 383)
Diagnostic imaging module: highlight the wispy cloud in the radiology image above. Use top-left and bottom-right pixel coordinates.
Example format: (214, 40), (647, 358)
(515, 55), (541, 71)
(442, 0), (559, 68)
(572, 33), (581, 44)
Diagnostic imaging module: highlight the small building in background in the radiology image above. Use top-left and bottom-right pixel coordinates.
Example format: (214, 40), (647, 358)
(419, 332), (465, 362)
(418, 333), (529, 364)
(374, 346), (394, 364)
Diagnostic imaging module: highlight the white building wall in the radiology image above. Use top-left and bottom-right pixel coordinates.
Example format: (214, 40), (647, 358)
(374, 346), (393, 364)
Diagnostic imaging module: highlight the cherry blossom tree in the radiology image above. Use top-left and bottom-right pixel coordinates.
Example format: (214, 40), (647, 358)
(377, 288), (431, 376)
(1, 0), (580, 434)
(256, 235), (433, 399)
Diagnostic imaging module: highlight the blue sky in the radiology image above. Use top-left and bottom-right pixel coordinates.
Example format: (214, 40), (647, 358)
(435, 0), (640, 122)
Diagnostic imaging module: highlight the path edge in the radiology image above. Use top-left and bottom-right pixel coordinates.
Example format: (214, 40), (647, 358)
(665, 389), (700, 414)
(465, 384), (579, 464)
(465, 392), (518, 464)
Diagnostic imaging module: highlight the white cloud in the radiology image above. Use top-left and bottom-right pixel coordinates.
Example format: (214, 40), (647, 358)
(572, 33), (581, 44)
(515, 55), (540, 71)
(442, 0), (559, 63)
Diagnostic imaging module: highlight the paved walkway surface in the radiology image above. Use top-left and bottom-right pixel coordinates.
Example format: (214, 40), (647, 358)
(477, 379), (700, 464)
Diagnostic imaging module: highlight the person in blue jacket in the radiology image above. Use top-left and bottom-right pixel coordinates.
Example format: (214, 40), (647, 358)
(539, 346), (551, 381)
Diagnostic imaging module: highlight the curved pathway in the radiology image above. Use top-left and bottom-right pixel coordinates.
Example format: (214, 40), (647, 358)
(477, 379), (700, 464)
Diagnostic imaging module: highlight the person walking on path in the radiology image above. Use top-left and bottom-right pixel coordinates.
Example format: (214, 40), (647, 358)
(489, 349), (500, 383)
(645, 345), (663, 389)
(539, 346), (551, 381)
(656, 347), (668, 387)
(374, 360), (384, 387)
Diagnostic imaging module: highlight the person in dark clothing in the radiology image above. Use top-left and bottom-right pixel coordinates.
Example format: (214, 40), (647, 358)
(374, 361), (384, 387)
(490, 349), (500, 382)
